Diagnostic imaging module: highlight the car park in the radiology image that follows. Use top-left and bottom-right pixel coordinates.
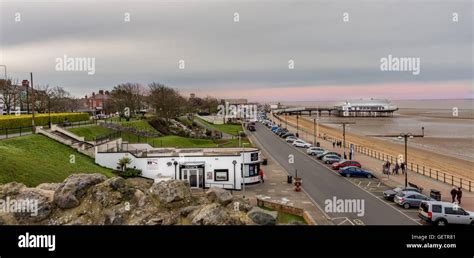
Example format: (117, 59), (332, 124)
(383, 186), (422, 201)
(292, 140), (312, 148)
(306, 147), (325, 156)
(331, 160), (361, 170)
(394, 191), (432, 209)
(338, 166), (375, 178)
(322, 154), (341, 164)
(418, 201), (474, 226)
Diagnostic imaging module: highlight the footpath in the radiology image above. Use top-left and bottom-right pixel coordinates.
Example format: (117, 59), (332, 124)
(231, 128), (332, 225)
(272, 114), (474, 211)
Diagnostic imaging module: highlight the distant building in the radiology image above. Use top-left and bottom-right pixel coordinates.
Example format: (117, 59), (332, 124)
(85, 90), (110, 115)
(335, 99), (398, 117)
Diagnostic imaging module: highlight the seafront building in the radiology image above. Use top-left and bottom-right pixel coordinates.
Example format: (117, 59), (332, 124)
(335, 99), (398, 117)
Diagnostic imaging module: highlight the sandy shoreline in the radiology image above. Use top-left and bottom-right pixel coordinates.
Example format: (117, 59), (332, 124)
(277, 114), (474, 181)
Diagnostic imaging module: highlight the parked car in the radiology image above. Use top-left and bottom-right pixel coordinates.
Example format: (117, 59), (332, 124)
(419, 201), (474, 226)
(322, 154), (341, 164)
(307, 147), (325, 155)
(292, 140), (312, 148)
(394, 191), (432, 209)
(286, 136), (298, 143)
(277, 129), (289, 136)
(281, 132), (295, 138)
(383, 186), (422, 201)
(316, 151), (341, 160)
(248, 125), (256, 131)
(338, 166), (375, 178)
(331, 160), (361, 170)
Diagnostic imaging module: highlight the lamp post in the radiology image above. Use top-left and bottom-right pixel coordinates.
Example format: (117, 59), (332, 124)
(232, 160), (237, 190)
(367, 130), (424, 187)
(0, 65), (6, 80)
(296, 114), (299, 137)
(48, 93), (51, 128)
(398, 133), (414, 187)
(173, 161), (178, 179)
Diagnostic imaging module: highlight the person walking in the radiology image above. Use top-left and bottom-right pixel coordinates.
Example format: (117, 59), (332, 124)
(259, 168), (265, 184)
(456, 187), (462, 205)
(400, 162), (406, 175)
(450, 187), (458, 203)
(343, 152), (347, 159)
(333, 141), (336, 148)
(349, 151), (352, 160)
(393, 163), (399, 175)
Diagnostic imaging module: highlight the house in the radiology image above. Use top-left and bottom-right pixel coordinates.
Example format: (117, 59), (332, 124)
(85, 90), (110, 116)
(95, 142), (263, 190)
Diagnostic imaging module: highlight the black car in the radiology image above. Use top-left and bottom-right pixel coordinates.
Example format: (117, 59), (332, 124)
(248, 125), (256, 131)
(383, 186), (422, 201)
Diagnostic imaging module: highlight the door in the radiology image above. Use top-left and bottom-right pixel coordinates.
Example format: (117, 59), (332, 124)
(183, 168), (203, 188)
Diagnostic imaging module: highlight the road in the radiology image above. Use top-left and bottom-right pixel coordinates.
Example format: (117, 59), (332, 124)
(253, 123), (419, 225)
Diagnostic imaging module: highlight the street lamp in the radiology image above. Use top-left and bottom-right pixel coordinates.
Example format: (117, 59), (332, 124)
(367, 130), (424, 187)
(0, 65), (6, 80)
(173, 161), (178, 179)
(296, 115), (299, 137)
(232, 160), (237, 190)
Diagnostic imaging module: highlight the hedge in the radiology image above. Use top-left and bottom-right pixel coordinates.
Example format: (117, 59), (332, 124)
(0, 113), (90, 129)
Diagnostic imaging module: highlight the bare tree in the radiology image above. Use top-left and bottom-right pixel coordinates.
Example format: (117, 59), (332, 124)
(0, 78), (19, 114)
(148, 83), (186, 121)
(107, 83), (144, 115)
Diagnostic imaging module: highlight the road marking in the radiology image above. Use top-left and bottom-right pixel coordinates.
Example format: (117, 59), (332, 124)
(358, 182), (361, 187)
(353, 219), (364, 225)
(377, 182), (381, 187)
(367, 182), (371, 187)
(258, 124), (421, 225)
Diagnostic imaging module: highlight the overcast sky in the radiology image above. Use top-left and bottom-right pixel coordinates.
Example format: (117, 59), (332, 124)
(0, 0), (472, 101)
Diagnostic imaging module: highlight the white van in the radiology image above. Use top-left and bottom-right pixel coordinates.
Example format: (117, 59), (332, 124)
(419, 201), (474, 226)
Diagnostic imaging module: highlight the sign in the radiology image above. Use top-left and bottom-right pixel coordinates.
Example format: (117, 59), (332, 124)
(147, 159), (159, 170)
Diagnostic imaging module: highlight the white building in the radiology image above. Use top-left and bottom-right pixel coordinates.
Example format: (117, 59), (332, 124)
(95, 142), (262, 190)
(336, 99), (398, 117)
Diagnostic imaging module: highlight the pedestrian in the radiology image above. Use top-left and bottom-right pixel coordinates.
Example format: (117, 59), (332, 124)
(343, 152), (347, 159)
(400, 162), (406, 175)
(333, 141), (336, 148)
(349, 152), (352, 160)
(386, 161), (391, 173)
(259, 168), (265, 184)
(382, 162), (387, 174)
(456, 187), (462, 205)
(393, 163), (399, 175)
(450, 187), (458, 203)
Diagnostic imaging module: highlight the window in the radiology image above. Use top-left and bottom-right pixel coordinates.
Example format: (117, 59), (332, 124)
(444, 207), (455, 215)
(214, 169), (229, 181)
(432, 205), (442, 213)
(251, 153), (259, 161)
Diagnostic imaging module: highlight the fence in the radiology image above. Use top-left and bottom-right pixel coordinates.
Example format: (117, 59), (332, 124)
(0, 126), (33, 139)
(95, 131), (122, 145)
(272, 114), (472, 192)
(61, 119), (98, 128)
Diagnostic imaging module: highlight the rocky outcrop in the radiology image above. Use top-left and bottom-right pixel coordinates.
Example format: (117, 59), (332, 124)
(247, 207), (278, 225)
(54, 174), (107, 209)
(0, 174), (256, 225)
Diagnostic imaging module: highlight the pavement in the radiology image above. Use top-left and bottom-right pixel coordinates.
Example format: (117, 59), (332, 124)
(233, 131), (333, 225)
(276, 115), (474, 212)
(251, 122), (420, 225)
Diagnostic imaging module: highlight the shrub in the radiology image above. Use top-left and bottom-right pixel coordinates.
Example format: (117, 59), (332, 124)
(119, 168), (142, 178)
(0, 113), (89, 129)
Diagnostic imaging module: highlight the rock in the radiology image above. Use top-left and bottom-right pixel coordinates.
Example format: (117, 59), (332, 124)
(13, 188), (53, 223)
(54, 174), (107, 209)
(226, 198), (252, 213)
(180, 205), (199, 217)
(190, 203), (231, 225)
(149, 180), (191, 205)
(36, 183), (61, 192)
(107, 177), (126, 191)
(247, 207), (278, 225)
(0, 182), (26, 198)
(125, 177), (154, 191)
(206, 187), (233, 205)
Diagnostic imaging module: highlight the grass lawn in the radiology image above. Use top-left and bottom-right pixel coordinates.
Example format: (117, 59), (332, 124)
(0, 134), (114, 187)
(68, 125), (251, 148)
(260, 206), (307, 225)
(69, 126), (114, 141)
(195, 117), (243, 136)
(118, 120), (159, 134)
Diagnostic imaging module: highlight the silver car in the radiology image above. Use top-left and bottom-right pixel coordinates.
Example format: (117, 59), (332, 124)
(394, 191), (432, 209)
(419, 201), (474, 226)
(322, 154), (341, 164)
